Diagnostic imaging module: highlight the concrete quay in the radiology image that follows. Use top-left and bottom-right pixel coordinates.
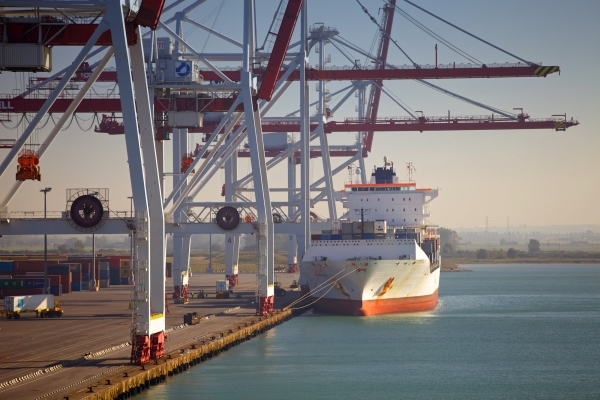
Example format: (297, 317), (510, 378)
(0, 272), (302, 400)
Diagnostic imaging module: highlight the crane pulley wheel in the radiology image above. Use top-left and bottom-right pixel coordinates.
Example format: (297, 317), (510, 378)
(215, 206), (240, 231)
(70, 195), (104, 228)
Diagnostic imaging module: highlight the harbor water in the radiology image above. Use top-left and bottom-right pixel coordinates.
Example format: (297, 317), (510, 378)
(140, 264), (600, 399)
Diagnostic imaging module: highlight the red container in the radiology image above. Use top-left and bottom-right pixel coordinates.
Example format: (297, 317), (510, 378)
(72, 272), (82, 283)
(0, 287), (44, 299)
(81, 263), (90, 274)
(13, 259), (61, 273)
(108, 257), (121, 268)
(60, 272), (72, 294)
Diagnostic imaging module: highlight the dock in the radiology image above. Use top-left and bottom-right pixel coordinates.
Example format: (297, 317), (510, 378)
(0, 272), (303, 399)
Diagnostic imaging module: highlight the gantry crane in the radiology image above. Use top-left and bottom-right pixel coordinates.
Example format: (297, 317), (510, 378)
(0, 1), (579, 367)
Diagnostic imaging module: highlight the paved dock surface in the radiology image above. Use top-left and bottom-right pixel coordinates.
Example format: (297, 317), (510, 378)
(0, 272), (300, 399)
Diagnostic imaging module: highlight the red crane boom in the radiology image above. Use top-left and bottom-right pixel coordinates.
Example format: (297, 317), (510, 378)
(256, 0), (304, 101)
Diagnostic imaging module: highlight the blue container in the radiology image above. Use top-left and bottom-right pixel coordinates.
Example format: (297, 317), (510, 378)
(363, 233), (374, 240)
(0, 261), (14, 273)
(50, 286), (62, 296)
(331, 234), (342, 240)
(395, 233), (407, 239)
(120, 277), (130, 285)
(82, 271), (90, 282)
(25, 278), (47, 288)
(48, 264), (70, 275)
(321, 234), (331, 240)
(70, 282), (82, 292)
(82, 280), (90, 291)
(99, 270), (110, 280)
(109, 268), (121, 285)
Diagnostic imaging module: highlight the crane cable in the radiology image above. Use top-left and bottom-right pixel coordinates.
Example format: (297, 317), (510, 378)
(390, 4), (483, 66)
(355, 0), (419, 68)
(393, 0), (535, 66)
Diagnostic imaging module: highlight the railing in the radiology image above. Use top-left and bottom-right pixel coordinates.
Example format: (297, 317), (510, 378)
(1, 210), (130, 220)
(308, 61), (539, 71)
(344, 115), (578, 124)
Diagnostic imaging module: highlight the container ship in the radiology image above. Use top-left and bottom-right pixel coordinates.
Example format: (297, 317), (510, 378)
(300, 158), (440, 316)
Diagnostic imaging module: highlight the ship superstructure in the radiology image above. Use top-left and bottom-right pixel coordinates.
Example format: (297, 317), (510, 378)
(300, 158), (440, 316)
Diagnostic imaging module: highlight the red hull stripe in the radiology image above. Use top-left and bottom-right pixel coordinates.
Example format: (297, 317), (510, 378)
(312, 289), (439, 316)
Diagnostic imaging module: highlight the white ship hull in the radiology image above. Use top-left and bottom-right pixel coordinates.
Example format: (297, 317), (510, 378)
(300, 239), (440, 316)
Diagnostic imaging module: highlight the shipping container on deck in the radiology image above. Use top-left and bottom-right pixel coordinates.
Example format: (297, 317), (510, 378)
(341, 223), (353, 234)
(311, 234), (321, 241)
(331, 234), (342, 240)
(363, 233), (375, 239)
(362, 221), (375, 234)
(0, 261), (14, 273)
(342, 234), (352, 240)
(321, 234), (331, 240)
(99, 279), (110, 288)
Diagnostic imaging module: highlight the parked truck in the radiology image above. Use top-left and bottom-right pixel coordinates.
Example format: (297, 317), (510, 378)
(216, 280), (230, 299)
(2, 294), (63, 319)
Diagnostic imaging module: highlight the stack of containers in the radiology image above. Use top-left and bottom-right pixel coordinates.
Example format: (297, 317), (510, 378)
(67, 263), (82, 291)
(342, 222), (353, 240)
(165, 262), (172, 278)
(81, 263), (91, 290)
(13, 259), (61, 274)
(108, 256), (121, 286)
(67, 256), (110, 289)
(99, 262), (110, 288)
(121, 259), (132, 284)
(48, 264), (72, 294)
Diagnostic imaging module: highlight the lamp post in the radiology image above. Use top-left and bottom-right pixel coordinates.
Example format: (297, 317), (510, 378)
(40, 187), (52, 294)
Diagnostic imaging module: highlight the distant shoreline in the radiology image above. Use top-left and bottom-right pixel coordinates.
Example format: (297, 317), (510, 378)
(441, 256), (600, 272)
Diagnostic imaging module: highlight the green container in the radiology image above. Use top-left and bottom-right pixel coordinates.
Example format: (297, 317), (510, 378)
(0, 279), (25, 288)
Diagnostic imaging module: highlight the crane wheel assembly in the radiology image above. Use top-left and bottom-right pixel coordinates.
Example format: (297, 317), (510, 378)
(70, 195), (104, 227)
(66, 189), (109, 232)
(215, 206), (240, 230)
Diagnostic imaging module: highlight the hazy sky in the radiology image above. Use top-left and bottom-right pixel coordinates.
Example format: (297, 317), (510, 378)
(0, 0), (598, 230)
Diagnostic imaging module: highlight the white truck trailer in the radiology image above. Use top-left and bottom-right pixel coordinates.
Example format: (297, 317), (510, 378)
(3, 294), (63, 319)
